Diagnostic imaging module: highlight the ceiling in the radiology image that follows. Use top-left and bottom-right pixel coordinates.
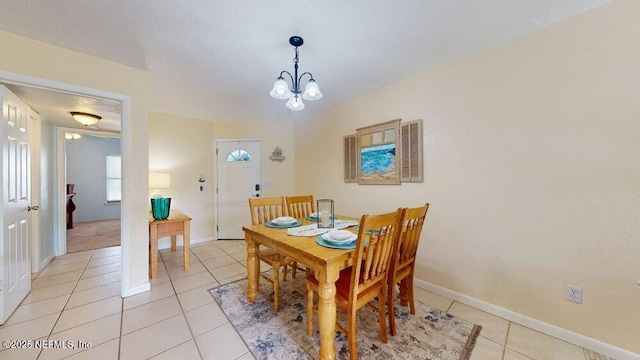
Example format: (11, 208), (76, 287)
(0, 0), (611, 130)
(4, 85), (122, 132)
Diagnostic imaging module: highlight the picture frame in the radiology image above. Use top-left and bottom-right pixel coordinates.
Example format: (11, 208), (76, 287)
(356, 119), (401, 185)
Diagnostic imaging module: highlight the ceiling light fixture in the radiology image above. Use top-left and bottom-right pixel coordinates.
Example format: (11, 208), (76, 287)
(270, 36), (323, 111)
(70, 111), (101, 126)
(65, 132), (82, 140)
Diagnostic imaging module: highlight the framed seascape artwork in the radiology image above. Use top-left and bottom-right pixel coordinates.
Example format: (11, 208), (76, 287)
(356, 119), (401, 185)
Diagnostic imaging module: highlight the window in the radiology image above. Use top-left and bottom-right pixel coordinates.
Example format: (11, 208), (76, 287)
(106, 155), (121, 202)
(227, 149), (252, 162)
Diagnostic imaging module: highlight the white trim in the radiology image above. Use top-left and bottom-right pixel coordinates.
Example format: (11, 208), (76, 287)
(0, 70), (128, 102)
(156, 236), (215, 251)
(122, 282), (150, 298)
(55, 127), (67, 256)
(38, 253), (55, 273)
(414, 279), (640, 360)
(0, 70), (135, 299)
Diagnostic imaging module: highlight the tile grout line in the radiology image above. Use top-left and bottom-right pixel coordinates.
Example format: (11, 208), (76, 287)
(160, 247), (206, 360)
(501, 321), (511, 360)
(118, 290), (124, 360)
(44, 248), (122, 359)
(35, 249), (96, 360)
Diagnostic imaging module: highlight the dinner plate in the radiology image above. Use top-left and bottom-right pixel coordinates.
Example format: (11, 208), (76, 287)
(315, 236), (357, 250)
(265, 220), (302, 228)
(270, 216), (297, 225)
(321, 230), (357, 244)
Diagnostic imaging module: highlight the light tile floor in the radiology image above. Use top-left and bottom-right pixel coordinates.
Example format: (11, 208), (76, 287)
(0, 240), (612, 360)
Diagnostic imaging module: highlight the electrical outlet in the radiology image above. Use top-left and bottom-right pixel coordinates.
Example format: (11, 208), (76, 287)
(566, 285), (582, 303)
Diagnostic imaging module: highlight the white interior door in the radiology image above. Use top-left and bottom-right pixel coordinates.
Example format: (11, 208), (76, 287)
(216, 141), (261, 239)
(1, 85), (32, 324)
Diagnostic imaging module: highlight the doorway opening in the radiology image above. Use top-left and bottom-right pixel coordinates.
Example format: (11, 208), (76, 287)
(64, 132), (122, 253)
(0, 69), (132, 297)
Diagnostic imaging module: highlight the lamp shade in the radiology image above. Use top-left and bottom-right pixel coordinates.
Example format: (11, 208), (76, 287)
(270, 78), (291, 99)
(286, 94), (305, 111)
(149, 172), (170, 189)
(302, 79), (323, 100)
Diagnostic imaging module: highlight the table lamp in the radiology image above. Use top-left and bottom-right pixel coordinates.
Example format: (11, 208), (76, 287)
(149, 172), (171, 220)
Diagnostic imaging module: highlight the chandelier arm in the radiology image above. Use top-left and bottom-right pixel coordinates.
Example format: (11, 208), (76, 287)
(279, 70), (294, 85)
(298, 72), (314, 83)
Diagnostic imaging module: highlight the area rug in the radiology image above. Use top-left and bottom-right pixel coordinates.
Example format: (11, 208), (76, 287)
(210, 275), (481, 360)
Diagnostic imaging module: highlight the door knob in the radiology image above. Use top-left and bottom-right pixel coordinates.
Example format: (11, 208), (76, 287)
(27, 205), (40, 211)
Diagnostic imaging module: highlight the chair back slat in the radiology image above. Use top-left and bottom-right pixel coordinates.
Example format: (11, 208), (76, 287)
(248, 197), (286, 225)
(397, 204), (429, 269)
(350, 208), (405, 303)
(386, 203), (429, 336)
(286, 195), (315, 218)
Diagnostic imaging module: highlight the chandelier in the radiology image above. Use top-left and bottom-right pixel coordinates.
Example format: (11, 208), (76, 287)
(270, 36), (323, 111)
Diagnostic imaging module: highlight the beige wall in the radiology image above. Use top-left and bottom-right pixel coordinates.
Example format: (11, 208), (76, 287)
(211, 120), (295, 200)
(294, 0), (640, 353)
(0, 30), (150, 294)
(149, 114), (295, 240)
(149, 112), (215, 243)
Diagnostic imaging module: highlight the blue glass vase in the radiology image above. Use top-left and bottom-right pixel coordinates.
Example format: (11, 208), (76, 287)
(151, 198), (171, 220)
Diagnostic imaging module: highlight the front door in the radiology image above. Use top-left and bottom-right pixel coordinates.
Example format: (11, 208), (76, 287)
(1, 85), (32, 324)
(216, 141), (261, 239)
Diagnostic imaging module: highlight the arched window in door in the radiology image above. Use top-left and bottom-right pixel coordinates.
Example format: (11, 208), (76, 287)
(227, 149), (252, 162)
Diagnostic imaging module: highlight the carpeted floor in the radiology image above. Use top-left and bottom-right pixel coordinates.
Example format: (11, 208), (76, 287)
(210, 274), (481, 360)
(66, 219), (121, 253)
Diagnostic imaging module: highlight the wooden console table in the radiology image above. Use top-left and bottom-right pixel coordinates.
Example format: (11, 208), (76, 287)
(148, 209), (191, 279)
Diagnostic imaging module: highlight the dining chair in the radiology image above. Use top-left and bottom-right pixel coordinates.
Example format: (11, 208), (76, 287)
(248, 196), (298, 311)
(286, 195), (316, 278)
(306, 208), (406, 360)
(387, 203), (429, 336)
(285, 194), (315, 219)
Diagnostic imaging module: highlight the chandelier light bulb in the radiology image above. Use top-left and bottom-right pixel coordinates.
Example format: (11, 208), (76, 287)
(286, 95), (305, 111)
(270, 78), (291, 100)
(302, 79), (323, 101)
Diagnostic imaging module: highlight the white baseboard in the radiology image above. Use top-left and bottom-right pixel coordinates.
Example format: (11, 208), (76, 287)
(157, 236), (215, 250)
(39, 252), (55, 272)
(414, 279), (639, 360)
(122, 282), (150, 298)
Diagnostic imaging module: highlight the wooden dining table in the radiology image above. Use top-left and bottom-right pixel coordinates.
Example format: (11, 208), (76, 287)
(243, 217), (359, 360)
